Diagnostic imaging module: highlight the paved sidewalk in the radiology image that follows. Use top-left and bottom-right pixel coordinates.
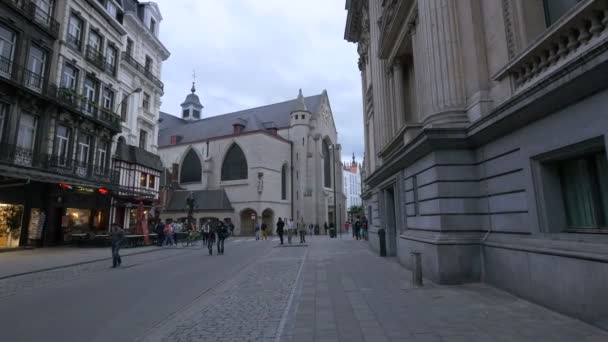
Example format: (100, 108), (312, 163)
(0, 245), (162, 279)
(282, 237), (608, 342)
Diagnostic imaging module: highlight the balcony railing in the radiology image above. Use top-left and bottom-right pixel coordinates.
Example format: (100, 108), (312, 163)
(7, 0), (60, 38)
(66, 34), (82, 50)
(0, 142), (119, 185)
(494, 0), (608, 92)
(55, 87), (121, 132)
(85, 45), (106, 70)
(0, 55), (57, 98)
(121, 52), (164, 92)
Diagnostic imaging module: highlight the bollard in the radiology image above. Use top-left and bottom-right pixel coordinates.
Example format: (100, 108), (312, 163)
(378, 229), (387, 257)
(411, 251), (423, 287)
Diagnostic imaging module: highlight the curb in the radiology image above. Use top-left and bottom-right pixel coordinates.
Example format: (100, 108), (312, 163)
(0, 247), (166, 281)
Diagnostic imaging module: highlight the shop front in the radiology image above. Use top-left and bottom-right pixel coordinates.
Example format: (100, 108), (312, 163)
(0, 179), (49, 248)
(0, 203), (24, 248)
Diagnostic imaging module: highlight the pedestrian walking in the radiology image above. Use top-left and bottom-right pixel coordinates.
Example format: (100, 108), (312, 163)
(202, 220), (210, 244)
(255, 223), (261, 241)
(207, 223), (216, 255)
(308, 224), (313, 236)
(362, 216), (368, 240)
(276, 218), (285, 245)
(298, 218), (307, 243)
(354, 219), (361, 240)
(173, 221), (183, 245)
(324, 222), (329, 235)
(110, 224), (125, 268)
(163, 221), (175, 246)
(217, 221), (227, 255)
(287, 218), (295, 244)
(228, 221), (235, 237)
(345, 221), (350, 234)
(155, 220), (165, 247)
(261, 222), (268, 240)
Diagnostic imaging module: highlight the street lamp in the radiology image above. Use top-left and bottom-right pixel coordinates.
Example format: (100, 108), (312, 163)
(115, 87), (142, 115)
(329, 144), (340, 239)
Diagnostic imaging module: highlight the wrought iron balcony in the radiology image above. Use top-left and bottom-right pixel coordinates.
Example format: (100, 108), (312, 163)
(0, 55), (57, 98)
(0, 142), (119, 186)
(66, 34), (82, 51)
(55, 87), (121, 132)
(6, 0), (60, 39)
(121, 52), (164, 92)
(85, 45), (106, 70)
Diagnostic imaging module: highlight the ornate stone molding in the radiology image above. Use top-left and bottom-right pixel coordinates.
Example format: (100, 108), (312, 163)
(501, 0), (517, 59)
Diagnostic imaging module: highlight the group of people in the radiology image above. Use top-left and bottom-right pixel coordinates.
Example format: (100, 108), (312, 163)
(275, 217), (308, 245)
(345, 216), (369, 240)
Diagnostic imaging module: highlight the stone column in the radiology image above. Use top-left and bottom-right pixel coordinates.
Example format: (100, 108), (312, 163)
(417, 0), (468, 127)
(392, 59), (406, 128)
(387, 69), (397, 136)
(368, 0), (391, 149)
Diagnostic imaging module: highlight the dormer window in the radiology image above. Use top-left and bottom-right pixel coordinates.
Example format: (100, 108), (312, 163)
(193, 110), (200, 119)
(150, 18), (156, 34)
(182, 109), (189, 118)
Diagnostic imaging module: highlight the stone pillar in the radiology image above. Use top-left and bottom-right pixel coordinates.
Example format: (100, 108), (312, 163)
(368, 0), (391, 149)
(417, 0), (468, 127)
(392, 59), (406, 128)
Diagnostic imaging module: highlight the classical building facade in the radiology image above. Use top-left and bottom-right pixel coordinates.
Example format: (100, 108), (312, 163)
(110, 0), (169, 230)
(343, 154), (362, 212)
(157, 87), (345, 235)
(345, 0), (608, 328)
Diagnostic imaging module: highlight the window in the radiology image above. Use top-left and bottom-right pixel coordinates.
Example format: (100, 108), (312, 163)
(140, 172), (148, 187)
(77, 133), (91, 165)
(144, 55), (152, 73)
(543, 0), (581, 27)
(96, 140), (107, 169)
(105, 0), (117, 17)
(54, 124), (71, 166)
(180, 149), (202, 183)
(16, 113), (37, 166)
(0, 25), (16, 78)
(82, 76), (98, 114)
(142, 92), (150, 111)
(106, 45), (117, 74)
(150, 18), (156, 33)
(25, 45), (47, 92)
(88, 30), (101, 52)
(558, 152), (607, 229)
(126, 38), (133, 57)
(102, 87), (114, 109)
(149, 174), (156, 188)
(34, 0), (53, 27)
(61, 64), (79, 90)
(182, 109), (189, 118)
(120, 95), (128, 122)
(139, 129), (147, 150)
(221, 144), (248, 181)
(0, 103), (7, 143)
(67, 14), (83, 49)
(192, 110), (200, 119)
(281, 164), (287, 200)
(323, 140), (331, 188)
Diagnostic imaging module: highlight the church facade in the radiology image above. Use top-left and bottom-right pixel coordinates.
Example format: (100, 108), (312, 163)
(157, 86), (345, 235)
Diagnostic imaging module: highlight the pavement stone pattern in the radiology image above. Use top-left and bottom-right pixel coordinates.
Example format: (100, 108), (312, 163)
(0, 247), (190, 299)
(280, 238), (608, 342)
(139, 247), (306, 342)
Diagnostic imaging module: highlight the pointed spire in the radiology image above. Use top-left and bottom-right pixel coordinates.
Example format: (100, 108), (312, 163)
(293, 88), (308, 112)
(352, 153), (356, 163)
(191, 82), (196, 94)
(191, 69), (196, 93)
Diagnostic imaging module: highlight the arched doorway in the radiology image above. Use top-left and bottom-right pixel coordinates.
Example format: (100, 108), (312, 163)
(239, 209), (257, 236)
(262, 208), (274, 235)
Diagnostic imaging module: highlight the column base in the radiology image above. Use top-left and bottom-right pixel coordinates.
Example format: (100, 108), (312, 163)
(423, 110), (469, 129)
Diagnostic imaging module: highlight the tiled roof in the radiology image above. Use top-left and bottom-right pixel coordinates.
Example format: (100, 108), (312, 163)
(158, 94), (323, 147)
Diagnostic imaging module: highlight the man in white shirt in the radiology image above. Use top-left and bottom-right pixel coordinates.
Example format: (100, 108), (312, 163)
(287, 218), (295, 244)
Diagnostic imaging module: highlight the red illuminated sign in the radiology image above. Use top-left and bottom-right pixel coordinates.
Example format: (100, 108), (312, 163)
(58, 183), (73, 190)
(98, 188), (109, 195)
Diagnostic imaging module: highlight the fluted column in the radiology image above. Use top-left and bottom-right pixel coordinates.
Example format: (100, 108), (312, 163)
(392, 59), (406, 128)
(417, 0), (468, 127)
(368, 0), (391, 149)
(387, 69), (397, 135)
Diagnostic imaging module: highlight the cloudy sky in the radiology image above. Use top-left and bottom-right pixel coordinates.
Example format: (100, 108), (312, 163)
(154, 0), (363, 163)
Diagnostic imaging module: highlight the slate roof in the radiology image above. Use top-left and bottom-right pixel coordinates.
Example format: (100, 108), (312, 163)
(113, 144), (164, 171)
(165, 189), (233, 212)
(158, 93), (324, 147)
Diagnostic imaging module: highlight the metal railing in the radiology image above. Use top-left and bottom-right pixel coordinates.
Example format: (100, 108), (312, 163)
(7, 0), (60, 38)
(0, 55), (57, 97)
(0, 142), (119, 185)
(85, 45), (106, 70)
(66, 34), (82, 50)
(56, 87), (121, 131)
(121, 52), (164, 91)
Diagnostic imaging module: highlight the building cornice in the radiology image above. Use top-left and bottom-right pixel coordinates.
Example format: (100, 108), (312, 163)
(125, 12), (170, 60)
(158, 129), (291, 150)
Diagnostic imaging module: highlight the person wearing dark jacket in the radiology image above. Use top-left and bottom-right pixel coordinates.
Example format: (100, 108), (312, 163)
(276, 218), (285, 245)
(155, 221), (165, 247)
(217, 222), (227, 255)
(110, 224), (125, 268)
(207, 224), (216, 255)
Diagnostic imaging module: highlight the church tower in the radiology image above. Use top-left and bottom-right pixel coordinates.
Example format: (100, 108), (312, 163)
(290, 89), (312, 221)
(181, 82), (203, 121)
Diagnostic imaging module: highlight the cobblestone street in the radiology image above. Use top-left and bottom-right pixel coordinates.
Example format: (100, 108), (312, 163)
(0, 237), (606, 341)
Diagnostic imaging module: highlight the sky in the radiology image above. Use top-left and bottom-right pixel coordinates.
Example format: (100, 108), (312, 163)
(154, 0), (363, 164)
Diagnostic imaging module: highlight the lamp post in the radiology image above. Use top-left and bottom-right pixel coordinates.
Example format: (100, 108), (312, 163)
(115, 87), (142, 118)
(329, 144), (340, 238)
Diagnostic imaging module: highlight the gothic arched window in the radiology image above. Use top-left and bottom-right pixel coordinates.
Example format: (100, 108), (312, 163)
(323, 140), (331, 188)
(281, 164), (288, 200)
(180, 149), (202, 183)
(221, 144), (248, 181)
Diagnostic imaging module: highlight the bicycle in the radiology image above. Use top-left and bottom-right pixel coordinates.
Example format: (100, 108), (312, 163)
(181, 231), (200, 247)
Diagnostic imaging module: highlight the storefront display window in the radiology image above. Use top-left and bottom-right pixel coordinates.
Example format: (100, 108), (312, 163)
(66, 208), (91, 232)
(0, 203), (24, 248)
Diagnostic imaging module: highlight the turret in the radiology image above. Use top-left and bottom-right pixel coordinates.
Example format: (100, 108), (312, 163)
(181, 82), (203, 121)
(290, 88), (311, 127)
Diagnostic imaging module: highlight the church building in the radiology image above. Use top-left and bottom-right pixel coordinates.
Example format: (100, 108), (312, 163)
(157, 84), (345, 235)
